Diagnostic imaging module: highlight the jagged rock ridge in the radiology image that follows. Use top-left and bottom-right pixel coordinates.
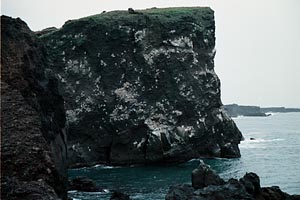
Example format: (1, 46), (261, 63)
(1, 16), (68, 199)
(166, 161), (300, 200)
(41, 7), (243, 167)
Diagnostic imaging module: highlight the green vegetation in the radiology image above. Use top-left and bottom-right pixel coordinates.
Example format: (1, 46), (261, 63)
(59, 7), (214, 30)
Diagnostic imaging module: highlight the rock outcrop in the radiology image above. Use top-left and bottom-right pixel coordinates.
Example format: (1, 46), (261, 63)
(166, 161), (300, 200)
(110, 191), (131, 200)
(191, 160), (225, 189)
(68, 176), (103, 192)
(1, 16), (68, 199)
(40, 7), (242, 167)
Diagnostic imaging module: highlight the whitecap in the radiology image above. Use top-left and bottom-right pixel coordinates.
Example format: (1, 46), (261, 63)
(68, 190), (78, 193)
(188, 158), (200, 162)
(91, 164), (122, 169)
(265, 112), (276, 116)
(103, 189), (110, 193)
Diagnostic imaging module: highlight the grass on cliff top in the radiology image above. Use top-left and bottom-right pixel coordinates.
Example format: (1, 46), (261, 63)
(63, 7), (214, 27)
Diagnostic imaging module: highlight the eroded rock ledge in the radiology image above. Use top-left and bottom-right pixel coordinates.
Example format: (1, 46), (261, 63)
(166, 160), (300, 200)
(1, 16), (68, 199)
(40, 7), (243, 167)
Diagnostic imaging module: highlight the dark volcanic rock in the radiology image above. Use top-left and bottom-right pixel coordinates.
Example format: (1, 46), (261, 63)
(68, 176), (102, 192)
(1, 16), (68, 199)
(35, 27), (58, 37)
(110, 191), (131, 200)
(240, 172), (261, 196)
(41, 7), (242, 167)
(192, 160), (224, 189)
(165, 184), (194, 200)
(166, 161), (299, 200)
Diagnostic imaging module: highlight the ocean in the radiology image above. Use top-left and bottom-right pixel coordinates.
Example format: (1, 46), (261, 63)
(68, 112), (300, 199)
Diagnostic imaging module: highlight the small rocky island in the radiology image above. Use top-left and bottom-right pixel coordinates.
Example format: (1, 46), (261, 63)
(40, 7), (242, 167)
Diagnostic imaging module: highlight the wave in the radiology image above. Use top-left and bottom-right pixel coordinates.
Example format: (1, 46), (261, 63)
(240, 138), (284, 149)
(92, 164), (117, 169)
(68, 190), (110, 194)
(188, 158), (200, 162)
(265, 112), (276, 116)
(241, 138), (284, 144)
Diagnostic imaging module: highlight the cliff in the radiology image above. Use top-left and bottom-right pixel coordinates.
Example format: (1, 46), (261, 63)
(40, 7), (242, 167)
(166, 160), (300, 200)
(1, 16), (68, 199)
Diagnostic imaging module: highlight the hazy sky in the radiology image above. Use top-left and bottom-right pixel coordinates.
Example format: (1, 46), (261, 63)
(2, 0), (300, 107)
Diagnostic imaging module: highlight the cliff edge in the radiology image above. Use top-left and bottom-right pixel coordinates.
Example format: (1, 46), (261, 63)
(1, 16), (68, 199)
(41, 7), (243, 167)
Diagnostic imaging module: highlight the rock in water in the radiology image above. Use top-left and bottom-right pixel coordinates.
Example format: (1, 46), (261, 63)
(191, 160), (224, 189)
(1, 16), (68, 199)
(41, 7), (243, 167)
(110, 191), (131, 200)
(166, 161), (300, 200)
(68, 176), (103, 192)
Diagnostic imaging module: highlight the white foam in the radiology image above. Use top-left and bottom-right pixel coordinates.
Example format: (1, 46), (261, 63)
(68, 190), (78, 193)
(92, 164), (119, 169)
(265, 112), (276, 116)
(187, 158), (200, 162)
(240, 138), (284, 149)
(242, 138), (284, 144)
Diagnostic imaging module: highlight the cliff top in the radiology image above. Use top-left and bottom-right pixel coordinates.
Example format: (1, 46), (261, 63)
(39, 7), (213, 37)
(78, 7), (213, 23)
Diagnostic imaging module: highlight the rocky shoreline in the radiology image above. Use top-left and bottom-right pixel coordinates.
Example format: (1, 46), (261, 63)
(166, 160), (300, 200)
(1, 7), (299, 199)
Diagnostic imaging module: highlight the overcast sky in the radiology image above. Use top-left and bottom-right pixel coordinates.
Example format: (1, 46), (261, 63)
(2, 0), (300, 107)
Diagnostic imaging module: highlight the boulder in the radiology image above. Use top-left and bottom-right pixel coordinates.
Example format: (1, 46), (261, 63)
(68, 176), (102, 192)
(110, 191), (131, 200)
(191, 160), (224, 189)
(240, 172), (260, 195)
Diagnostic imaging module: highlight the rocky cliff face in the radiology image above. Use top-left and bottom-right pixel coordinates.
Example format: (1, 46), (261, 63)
(41, 7), (242, 167)
(1, 16), (68, 199)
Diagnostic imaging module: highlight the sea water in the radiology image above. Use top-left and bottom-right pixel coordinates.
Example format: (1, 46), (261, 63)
(68, 112), (300, 199)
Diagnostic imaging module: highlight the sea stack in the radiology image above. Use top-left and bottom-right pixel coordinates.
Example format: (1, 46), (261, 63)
(40, 7), (243, 167)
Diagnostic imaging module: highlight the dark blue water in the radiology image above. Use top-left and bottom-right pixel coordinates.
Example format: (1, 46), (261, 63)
(69, 112), (300, 199)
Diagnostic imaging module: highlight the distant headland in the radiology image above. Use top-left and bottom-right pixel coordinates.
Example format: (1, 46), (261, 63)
(224, 104), (300, 118)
